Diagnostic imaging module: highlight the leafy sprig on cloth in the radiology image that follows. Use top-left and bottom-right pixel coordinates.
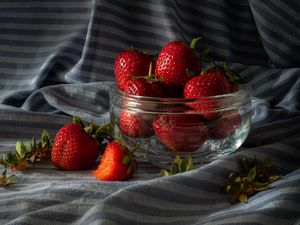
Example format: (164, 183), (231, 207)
(0, 130), (52, 186)
(0, 130), (52, 187)
(0, 130), (52, 171)
(161, 155), (196, 176)
(225, 156), (281, 203)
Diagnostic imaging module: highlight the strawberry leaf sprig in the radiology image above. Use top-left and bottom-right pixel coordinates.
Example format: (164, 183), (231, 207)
(225, 156), (281, 203)
(161, 155), (196, 176)
(0, 130), (52, 172)
(0, 130), (52, 186)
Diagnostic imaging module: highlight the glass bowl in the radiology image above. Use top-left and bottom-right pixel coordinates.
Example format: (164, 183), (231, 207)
(109, 84), (251, 168)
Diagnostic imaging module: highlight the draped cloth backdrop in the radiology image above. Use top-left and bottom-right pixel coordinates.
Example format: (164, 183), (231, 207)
(0, 1), (299, 225)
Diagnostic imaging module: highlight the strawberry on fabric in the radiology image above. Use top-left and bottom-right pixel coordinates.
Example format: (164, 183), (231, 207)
(153, 114), (208, 152)
(183, 70), (231, 119)
(92, 141), (137, 181)
(114, 49), (154, 92)
(155, 38), (202, 86)
(51, 123), (99, 171)
(119, 109), (154, 137)
(209, 110), (242, 139)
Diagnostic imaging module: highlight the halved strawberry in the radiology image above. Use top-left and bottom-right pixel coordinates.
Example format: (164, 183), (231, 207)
(92, 141), (137, 181)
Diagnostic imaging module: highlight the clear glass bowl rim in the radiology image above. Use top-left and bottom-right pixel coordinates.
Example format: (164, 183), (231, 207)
(109, 83), (251, 103)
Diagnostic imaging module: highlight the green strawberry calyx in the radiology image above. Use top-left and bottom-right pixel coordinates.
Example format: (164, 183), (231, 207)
(114, 139), (138, 176)
(72, 116), (113, 154)
(225, 156), (281, 203)
(130, 61), (163, 83)
(161, 155), (196, 176)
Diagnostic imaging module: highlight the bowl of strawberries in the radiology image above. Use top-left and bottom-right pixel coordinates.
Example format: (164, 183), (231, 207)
(109, 38), (252, 168)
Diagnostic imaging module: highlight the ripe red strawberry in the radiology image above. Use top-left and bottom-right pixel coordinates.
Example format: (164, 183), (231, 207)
(92, 141), (137, 181)
(51, 123), (99, 170)
(124, 78), (152, 96)
(124, 78), (164, 96)
(155, 39), (201, 86)
(183, 70), (231, 119)
(153, 114), (208, 152)
(209, 111), (242, 139)
(114, 49), (154, 92)
(119, 109), (154, 137)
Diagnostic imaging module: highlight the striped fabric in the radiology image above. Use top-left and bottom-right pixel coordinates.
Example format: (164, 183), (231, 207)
(0, 0), (299, 224)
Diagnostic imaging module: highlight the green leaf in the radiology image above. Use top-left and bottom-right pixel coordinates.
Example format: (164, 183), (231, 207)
(41, 130), (51, 143)
(170, 162), (180, 175)
(234, 176), (241, 183)
(160, 169), (170, 177)
(240, 182), (244, 190)
(252, 181), (270, 187)
(180, 158), (188, 172)
(239, 194), (248, 203)
(3, 152), (18, 165)
(15, 141), (22, 157)
(84, 123), (94, 135)
(228, 172), (235, 179)
(174, 155), (181, 164)
(252, 185), (270, 192)
(32, 136), (36, 148)
(189, 37), (202, 49)
(186, 155), (192, 167)
(269, 175), (281, 182)
(248, 167), (257, 182)
(226, 185), (231, 193)
(72, 116), (85, 127)
(5, 175), (15, 185)
(122, 155), (131, 165)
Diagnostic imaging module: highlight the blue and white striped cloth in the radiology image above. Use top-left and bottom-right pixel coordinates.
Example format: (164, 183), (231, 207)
(0, 1), (299, 224)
